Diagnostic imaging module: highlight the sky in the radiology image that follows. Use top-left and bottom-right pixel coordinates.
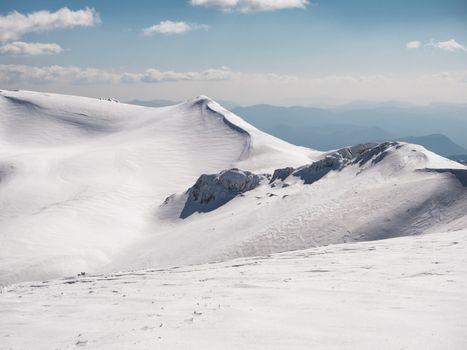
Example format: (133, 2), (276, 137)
(0, 0), (466, 106)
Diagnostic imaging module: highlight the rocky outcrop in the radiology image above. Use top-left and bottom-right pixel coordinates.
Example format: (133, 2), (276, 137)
(272, 142), (389, 185)
(270, 167), (295, 183)
(169, 142), (408, 218)
(293, 156), (345, 184)
(352, 142), (399, 167)
(180, 168), (262, 218)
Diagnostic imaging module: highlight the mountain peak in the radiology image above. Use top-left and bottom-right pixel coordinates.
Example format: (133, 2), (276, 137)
(188, 95), (217, 106)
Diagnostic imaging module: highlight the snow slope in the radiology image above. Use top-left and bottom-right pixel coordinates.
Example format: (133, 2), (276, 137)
(120, 142), (467, 273)
(0, 90), (315, 285)
(1, 229), (466, 349)
(0, 89), (466, 285)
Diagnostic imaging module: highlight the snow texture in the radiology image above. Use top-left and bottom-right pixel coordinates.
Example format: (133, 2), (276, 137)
(1, 230), (466, 349)
(0, 89), (466, 349)
(0, 89), (466, 286)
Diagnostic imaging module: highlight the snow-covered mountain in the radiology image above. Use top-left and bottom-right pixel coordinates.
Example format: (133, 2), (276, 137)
(0, 89), (466, 286)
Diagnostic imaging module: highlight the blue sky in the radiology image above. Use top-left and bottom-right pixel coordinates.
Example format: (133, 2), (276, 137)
(0, 0), (466, 105)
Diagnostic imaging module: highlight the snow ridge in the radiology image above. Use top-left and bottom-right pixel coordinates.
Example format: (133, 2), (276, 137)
(189, 95), (252, 161)
(163, 142), (467, 220)
(0, 89), (466, 285)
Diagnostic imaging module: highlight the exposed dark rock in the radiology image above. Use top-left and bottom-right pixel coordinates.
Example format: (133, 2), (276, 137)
(268, 143), (390, 185)
(353, 142), (399, 167)
(293, 156), (345, 185)
(270, 167), (294, 183)
(180, 168), (262, 218)
(167, 142), (431, 218)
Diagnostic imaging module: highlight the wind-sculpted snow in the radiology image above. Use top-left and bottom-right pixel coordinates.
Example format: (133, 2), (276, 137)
(0, 89), (313, 285)
(168, 143), (384, 217)
(164, 142), (467, 229)
(179, 168), (263, 218)
(1, 230), (466, 349)
(0, 89), (466, 285)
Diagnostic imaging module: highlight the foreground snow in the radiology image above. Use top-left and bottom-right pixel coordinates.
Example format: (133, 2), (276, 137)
(1, 230), (466, 349)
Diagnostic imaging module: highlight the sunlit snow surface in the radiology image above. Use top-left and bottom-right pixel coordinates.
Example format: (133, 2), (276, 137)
(0, 89), (466, 286)
(1, 230), (466, 349)
(0, 89), (466, 349)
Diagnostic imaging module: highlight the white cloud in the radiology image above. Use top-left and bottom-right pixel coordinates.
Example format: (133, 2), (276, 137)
(2, 65), (466, 105)
(143, 21), (209, 35)
(0, 7), (100, 41)
(0, 41), (63, 56)
(406, 40), (421, 49)
(0, 65), (252, 85)
(140, 67), (232, 81)
(0, 65), (119, 85)
(121, 66), (292, 84)
(426, 39), (467, 52)
(0, 65), (295, 86)
(190, 0), (309, 13)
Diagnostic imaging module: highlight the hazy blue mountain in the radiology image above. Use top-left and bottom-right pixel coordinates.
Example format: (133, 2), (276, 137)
(126, 99), (178, 108)
(233, 104), (467, 150)
(125, 101), (467, 154)
(449, 155), (467, 162)
(232, 105), (395, 150)
(398, 134), (467, 157)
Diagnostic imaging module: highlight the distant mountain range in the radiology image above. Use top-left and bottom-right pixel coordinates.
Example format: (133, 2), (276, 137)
(231, 104), (467, 159)
(127, 99), (467, 159)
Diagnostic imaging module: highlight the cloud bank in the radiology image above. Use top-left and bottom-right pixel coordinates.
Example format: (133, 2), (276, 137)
(1, 64), (466, 105)
(0, 65), (293, 85)
(0, 7), (100, 41)
(0, 41), (63, 56)
(190, 0), (309, 13)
